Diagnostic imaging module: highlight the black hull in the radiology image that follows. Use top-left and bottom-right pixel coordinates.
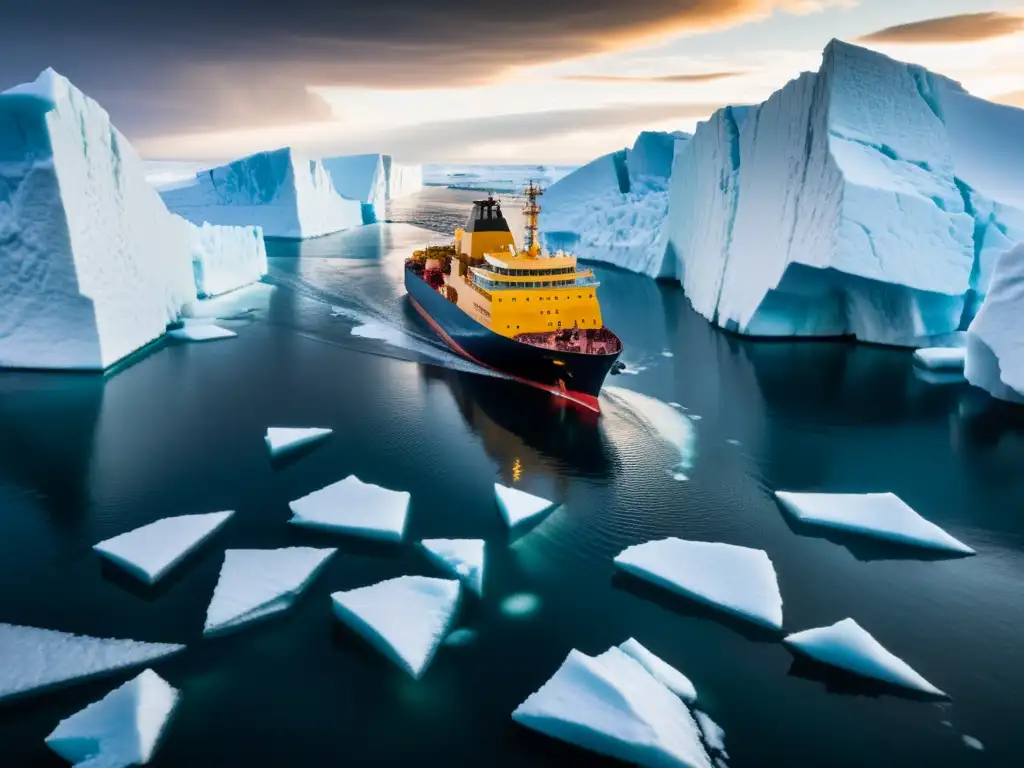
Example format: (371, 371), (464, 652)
(405, 266), (621, 411)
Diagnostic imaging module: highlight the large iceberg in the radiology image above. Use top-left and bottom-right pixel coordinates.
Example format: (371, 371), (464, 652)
(512, 646), (713, 768)
(0, 623), (184, 703)
(180, 218), (267, 298)
(383, 156), (423, 200)
(161, 147), (364, 239)
(965, 243), (1024, 403)
(45, 669), (179, 768)
(322, 154), (387, 224)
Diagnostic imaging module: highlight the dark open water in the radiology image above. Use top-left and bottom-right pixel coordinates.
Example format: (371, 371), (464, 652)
(1, 189), (1022, 766)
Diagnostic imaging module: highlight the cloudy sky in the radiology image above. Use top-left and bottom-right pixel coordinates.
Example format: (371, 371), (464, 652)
(2, 0), (1022, 163)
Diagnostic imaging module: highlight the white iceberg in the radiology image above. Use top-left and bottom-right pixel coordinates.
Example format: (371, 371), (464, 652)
(161, 147), (364, 239)
(614, 538), (783, 630)
(45, 669), (179, 768)
(167, 324), (236, 342)
(0, 69), (195, 370)
(629, 131), (689, 182)
(322, 154), (387, 224)
(913, 347), (966, 370)
(420, 538), (485, 596)
(618, 637), (697, 703)
(383, 157), (423, 200)
(0, 624), (184, 703)
(784, 618), (945, 697)
(331, 575), (461, 679)
(774, 491), (974, 554)
(965, 243), (1024, 403)
(180, 217), (268, 299)
(512, 646), (712, 768)
(288, 476), (410, 541)
(264, 427), (333, 458)
(494, 483), (557, 529)
(93, 510), (234, 585)
(204, 547), (336, 636)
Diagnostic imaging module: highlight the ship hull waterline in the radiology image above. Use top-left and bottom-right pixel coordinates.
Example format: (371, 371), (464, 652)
(405, 266), (621, 413)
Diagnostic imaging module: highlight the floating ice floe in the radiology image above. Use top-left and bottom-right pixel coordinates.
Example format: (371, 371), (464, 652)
(494, 483), (558, 529)
(615, 538), (783, 630)
(913, 347), (967, 371)
(264, 427), (333, 458)
(331, 576), (461, 679)
(443, 628), (477, 647)
(45, 669), (179, 768)
(619, 638), (697, 703)
(0, 624), (184, 703)
(500, 593), (542, 618)
(513, 646), (713, 768)
(289, 476), (410, 541)
(204, 548), (336, 636)
(420, 539), (485, 596)
(774, 491), (974, 554)
(167, 324), (237, 342)
(93, 511), (234, 585)
(694, 711), (727, 756)
(962, 735), (984, 751)
(784, 618), (945, 697)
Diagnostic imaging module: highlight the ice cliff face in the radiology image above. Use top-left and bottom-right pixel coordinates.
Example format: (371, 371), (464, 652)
(965, 243), (1024, 404)
(162, 148), (364, 239)
(382, 156), (423, 200)
(322, 154), (387, 224)
(0, 69), (196, 370)
(179, 218), (268, 299)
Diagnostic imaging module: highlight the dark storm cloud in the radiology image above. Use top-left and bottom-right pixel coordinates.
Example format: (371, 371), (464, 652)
(859, 12), (1024, 44)
(1, 1), (789, 138)
(560, 71), (748, 84)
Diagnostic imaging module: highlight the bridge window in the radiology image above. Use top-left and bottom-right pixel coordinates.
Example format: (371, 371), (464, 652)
(557, 321), (562, 327)
(511, 297), (516, 303)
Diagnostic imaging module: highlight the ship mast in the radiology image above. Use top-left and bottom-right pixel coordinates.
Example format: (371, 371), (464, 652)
(522, 180), (544, 257)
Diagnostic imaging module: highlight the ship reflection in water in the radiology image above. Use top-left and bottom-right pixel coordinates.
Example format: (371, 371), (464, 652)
(420, 366), (620, 484)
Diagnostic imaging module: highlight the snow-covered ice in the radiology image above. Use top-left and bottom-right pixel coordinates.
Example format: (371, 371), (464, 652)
(331, 575), (461, 679)
(965, 243), (1024, 403)
(0, 624), (184, 703)
(913, 347), (966, 370)
(383, 157), (423, 200)
(618, 637), (697, 703)
(161, 147), (364, 239)
(0, 69), (196, 370)
(512, 646), (713, 768)
(774, 491), (974, 554)
(167, 324), (236, 342)
(204, 548), (336, 636)
(93, 510), (234, 585)
(420, 538), (485, 596)
(494, 483), (557, 529)
(615, 538), (783, 630)
(264, 427), (333, 458)
(322, 154), (387, 224)
(288, 476), (410, 541)
(179, 217), (267, 299)
(629, 131), (689, 182)
(694, 712), (727, 756)
(784, 618), (945, 697)
(45, 669), (179, 768)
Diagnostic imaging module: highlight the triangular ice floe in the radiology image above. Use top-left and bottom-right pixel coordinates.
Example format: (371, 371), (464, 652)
(774, 491), (974, 554)
(167, 324), (236, 342)
(94, 511), (234, 585)
(289, 475), (410, 541)
(512, 646), (712, 768)
(0, 624), (184, 703)
(204, 548), (336, 636)
(494, 483), (557, 529)
(619, 638), (697, 703)
(45, 669), (179, 768)
(784, 618), (946, 697)
(614, 538), (783, 630)
(265, 427), (333, 458)
(420, 539), (485, 596)
(913, 347), (966, 371)
(331, 575), (460, 679)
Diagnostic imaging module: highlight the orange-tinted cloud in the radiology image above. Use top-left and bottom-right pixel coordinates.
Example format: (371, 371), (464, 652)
(561, 71), (748, 84)
(995, 91), (1024, 109)
(859, 12), (1024, 44)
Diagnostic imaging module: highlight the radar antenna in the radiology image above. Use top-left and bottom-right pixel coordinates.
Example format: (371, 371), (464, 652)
(522, 180), (544, 257)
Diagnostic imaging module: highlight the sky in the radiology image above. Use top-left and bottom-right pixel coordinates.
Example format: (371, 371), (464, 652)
(1, 1), (1022, 163)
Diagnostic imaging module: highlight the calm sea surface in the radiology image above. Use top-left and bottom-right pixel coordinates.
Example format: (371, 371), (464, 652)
(0, 188), (1022, 766)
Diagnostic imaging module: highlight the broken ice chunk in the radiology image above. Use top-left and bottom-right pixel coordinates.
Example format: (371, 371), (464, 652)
(774, 491), (974, 554)
(694, 711), (727, 756)
(784, 618), (946, 697)
(962, 735), (984, 751)
(331, 576), (461, 679)
(913, 347), (966, 371)
(615, 538), (783, 630)
(494, 483), (557, 529)
(618, 638), (697, 703)
(93, 511), (234, 585)
(0, 624), (184, 703)
(264, 427), (333, 458)
(512, 647), (713, 768)
(45, 669), (179, 768)
(420, 539), (485, 596)
(288, 476), (410, 541)
(167, 324), (236, 342)
(204, 548), (336, 636)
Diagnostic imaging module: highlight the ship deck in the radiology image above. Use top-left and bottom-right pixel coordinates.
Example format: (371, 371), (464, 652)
(515, 329), (622, 356)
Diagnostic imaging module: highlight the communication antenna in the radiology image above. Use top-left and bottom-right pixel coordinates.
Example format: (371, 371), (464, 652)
(522, 179), (544, 255)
